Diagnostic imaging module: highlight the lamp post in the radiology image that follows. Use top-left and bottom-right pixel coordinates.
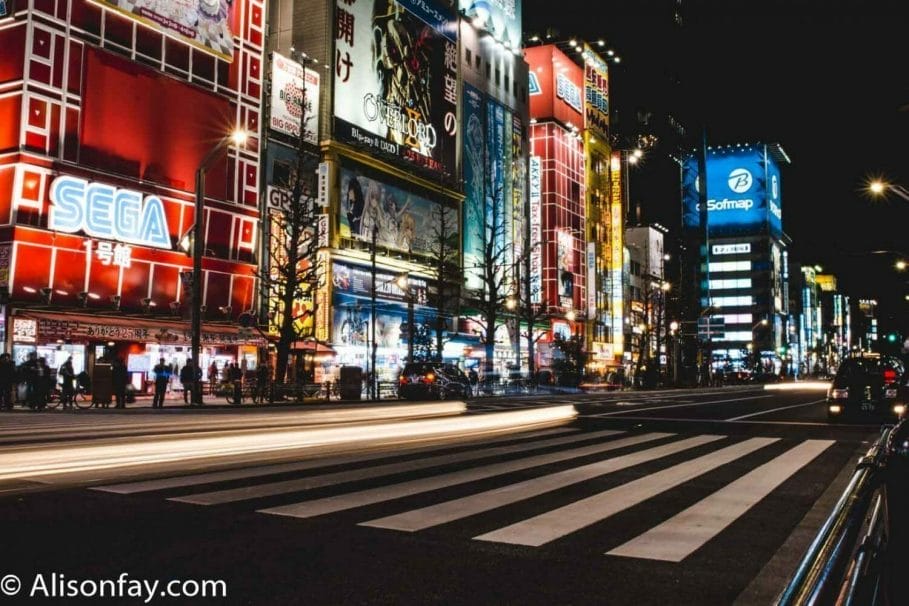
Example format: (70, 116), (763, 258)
(190, 129), (247, 405)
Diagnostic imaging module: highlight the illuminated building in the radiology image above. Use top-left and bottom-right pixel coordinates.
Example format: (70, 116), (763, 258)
(625, 225), (669, 381)
(0, 2), (265, 380)
(681, 143), (792, 375)
(524, 42), (623, 375)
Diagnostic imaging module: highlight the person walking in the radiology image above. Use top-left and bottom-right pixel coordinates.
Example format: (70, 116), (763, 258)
(0, 353), (15, 410)
(228, 362), (243, 405)
(152, 357), (170, 408)
(255, 362), (270, 404)
(179, 359), (195, 405)
(112, 357), (129, 409)
(207, 361), (218, 395)
(35, 357), (51, 410)
(59, 356), (75, 410)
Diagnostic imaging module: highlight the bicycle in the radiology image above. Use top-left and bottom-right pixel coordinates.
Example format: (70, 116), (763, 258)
(42, 385), (93, 410)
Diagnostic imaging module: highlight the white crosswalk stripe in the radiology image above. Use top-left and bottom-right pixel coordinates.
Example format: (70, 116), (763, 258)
(170, 428), (625, 505)
(474, 437), (779, 546)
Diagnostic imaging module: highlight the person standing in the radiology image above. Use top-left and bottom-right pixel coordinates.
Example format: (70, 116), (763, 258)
(0, 353), (15, 410)
(207, 360), (218, 395)
(152, 357), (170, 408)
(255, 362), (270, 404)
(59, 356), (75, 410)
(112, 357), (129, 409)
(179, 359), (195, 405)
(35, 357), (51, 410)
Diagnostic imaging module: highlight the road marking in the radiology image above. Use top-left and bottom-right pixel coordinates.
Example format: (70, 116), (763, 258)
(726, 399), (826, 421)
(360, 435), (723, 532)
(474, 437), (778, 547)
(595, 394), (775, 416)
(607, 439), (834, 561)
(259, 433), (679, 519)
(171, 429), (623, 505)
(94, 427), (576, 494)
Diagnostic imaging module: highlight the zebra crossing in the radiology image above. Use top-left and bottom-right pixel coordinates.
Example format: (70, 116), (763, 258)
(93, 427), (838, 563)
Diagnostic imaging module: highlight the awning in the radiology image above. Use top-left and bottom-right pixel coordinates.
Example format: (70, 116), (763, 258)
(290, 340), (336, 354)
(12, 310), (269, 347)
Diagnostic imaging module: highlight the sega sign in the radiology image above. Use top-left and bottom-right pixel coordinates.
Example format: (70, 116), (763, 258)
(556, 73), (583, 113)
(682, 146), (783, 235)
(49, 176), (172, 249)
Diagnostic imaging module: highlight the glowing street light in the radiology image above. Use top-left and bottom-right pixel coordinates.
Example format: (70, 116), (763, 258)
(869, 179), (909, 202)
(897, 260), (907, 271)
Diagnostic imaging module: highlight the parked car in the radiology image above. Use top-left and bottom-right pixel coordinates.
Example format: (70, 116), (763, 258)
(398, 363), (471, 400)
(827, 356), (906, 421)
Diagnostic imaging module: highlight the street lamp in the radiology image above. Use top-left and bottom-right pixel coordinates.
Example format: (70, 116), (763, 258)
(869, 179), (909, 202)
(190, 128), (248, 405)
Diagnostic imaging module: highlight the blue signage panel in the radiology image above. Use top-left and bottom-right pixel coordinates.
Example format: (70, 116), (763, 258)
(682, 146), (782, 236)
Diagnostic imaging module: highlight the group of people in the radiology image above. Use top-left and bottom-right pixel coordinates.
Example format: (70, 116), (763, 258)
(149, 358), (271, 407)
(0, 352), (106, 411)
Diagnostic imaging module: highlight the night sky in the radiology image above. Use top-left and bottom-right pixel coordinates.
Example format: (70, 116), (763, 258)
(524, 0), (909, 328)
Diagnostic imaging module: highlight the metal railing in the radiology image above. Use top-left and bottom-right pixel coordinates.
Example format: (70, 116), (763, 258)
(777, 422), (903, 606)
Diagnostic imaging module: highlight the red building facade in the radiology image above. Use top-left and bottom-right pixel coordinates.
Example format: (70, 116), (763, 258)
(0, 1), (265, 378)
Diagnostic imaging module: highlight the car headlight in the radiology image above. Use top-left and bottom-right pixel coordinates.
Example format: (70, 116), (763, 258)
(830, 388), (848, 399)
(828, 404), (843, 414)
(894, 404), (906, 416)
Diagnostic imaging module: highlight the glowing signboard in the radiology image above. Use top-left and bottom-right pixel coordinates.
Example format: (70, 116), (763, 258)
(49, 176), (171, 249)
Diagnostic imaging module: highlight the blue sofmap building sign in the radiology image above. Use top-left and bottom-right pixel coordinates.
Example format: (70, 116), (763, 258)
(682, 145), (784, 236)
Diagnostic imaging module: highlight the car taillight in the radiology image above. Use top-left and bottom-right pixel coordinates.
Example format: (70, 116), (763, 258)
(884, 369), (898, 384)
(830, 388), (849, 399)
(399, 376), (409, 385)
(423, 372), (436, 384)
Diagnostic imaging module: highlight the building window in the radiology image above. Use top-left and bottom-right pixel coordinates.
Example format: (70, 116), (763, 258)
(465, 47), (472, 65)
(708, 278), (753, 290)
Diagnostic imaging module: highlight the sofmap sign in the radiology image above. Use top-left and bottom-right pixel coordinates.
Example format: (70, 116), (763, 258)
(712, 243), (751, 255)
(682, 146), (783, 234)
(333, 0), (457, 175)
(49, 176), (171, 249)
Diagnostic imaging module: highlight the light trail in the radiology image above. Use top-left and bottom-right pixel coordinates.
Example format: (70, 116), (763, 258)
(0, 406), (577, 481)
(763, 382), (830, 392)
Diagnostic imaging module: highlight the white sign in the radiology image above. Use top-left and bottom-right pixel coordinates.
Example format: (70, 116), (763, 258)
(270, 53), (320, 144)
(84, 240), (132, 269)
(712, 243), (751, 255)
(529, 156), (542, 304)
(49, 176), (171, 249)
(556, 73), (582, 113)
(12, 317), (36, 343)
(587, 242), (596, 318)
(317, 214), (329, 248)
(317, 162), (329, 208)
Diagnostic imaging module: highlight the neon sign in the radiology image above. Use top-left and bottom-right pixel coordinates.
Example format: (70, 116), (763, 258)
(49, 176), (171, 249)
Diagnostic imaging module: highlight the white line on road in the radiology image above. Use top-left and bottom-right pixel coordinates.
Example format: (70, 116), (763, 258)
(726, 399), (826, 421)
(259, 433), (681, 519)
(606, 439), (834, 561)
(474, 437), (778, 547)
(594, 394), (775, 416)
(359, 435), (723, 532)
(172, 429), (624, 505)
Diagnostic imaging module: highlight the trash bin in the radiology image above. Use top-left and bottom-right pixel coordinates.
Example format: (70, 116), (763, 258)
(339, 366), (362, 400)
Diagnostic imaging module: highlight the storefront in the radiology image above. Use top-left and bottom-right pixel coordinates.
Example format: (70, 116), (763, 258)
(8, 310), (267, 392)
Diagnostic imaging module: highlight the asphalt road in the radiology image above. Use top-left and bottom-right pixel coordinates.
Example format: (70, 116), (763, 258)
(0, 386), (886, 605)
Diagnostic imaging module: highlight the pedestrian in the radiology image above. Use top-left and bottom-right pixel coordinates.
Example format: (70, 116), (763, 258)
(0, 353), (15, 410)
(18, 352), (39, 410)
(208, 360), (218, 395)
(59, 356), (75, 410)
(228, 361), (243, 405)
(112, 356), (128, 409)
(152, 357), (170, 408)
(35, 357), (51, 410)
(255, 362), (270, 404)
(179, 359), (195, 405)
(468, 368), (479, 397)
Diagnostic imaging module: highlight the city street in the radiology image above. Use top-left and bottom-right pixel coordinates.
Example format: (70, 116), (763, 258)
(0, 386), (882, 605)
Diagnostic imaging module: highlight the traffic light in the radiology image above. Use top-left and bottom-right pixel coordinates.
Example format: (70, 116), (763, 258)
(777, 346), (787, 356)
(888, 333), (899, 343)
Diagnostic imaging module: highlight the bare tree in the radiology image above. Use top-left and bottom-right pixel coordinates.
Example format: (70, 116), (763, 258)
(257, 70), (323, 384)
(427, 202), (460, 361)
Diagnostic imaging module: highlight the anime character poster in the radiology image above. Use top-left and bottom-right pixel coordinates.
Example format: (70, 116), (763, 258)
(333, 0), (458, 175)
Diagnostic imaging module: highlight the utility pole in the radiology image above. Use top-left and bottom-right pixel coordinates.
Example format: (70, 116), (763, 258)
(370, 223), (377, 400)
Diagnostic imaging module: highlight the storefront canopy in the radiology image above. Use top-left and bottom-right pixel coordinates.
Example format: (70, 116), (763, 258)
(12, 310), (269, 347)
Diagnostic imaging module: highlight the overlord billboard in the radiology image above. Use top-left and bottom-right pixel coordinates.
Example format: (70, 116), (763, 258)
(339, 165), (458, 256)
(270, 53), (320, 144)
(93, 0), (234, 61)
(333, 0), (458, 176)
(682, 145), (783, 235)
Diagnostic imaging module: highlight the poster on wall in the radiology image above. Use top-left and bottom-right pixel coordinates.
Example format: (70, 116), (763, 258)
(557, 230), (575, 302)
(94, 0), (235, 61)
(338, 167), (458, 256)
(270, 53), (320, 144)
(333, 0), (458, 175)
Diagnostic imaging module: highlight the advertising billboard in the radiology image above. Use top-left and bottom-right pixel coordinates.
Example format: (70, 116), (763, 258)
(458, 0), (522, 50)
(339, 166), (458, 256)
(93, 0), (234, 61)
(582, 44), (609, 139)
(525, 46), (584, 127)
(333, 0), (458, 175)
(270, 53), (320, 144)
(462, 83), (516, 290)
(682, 146), (783, 235)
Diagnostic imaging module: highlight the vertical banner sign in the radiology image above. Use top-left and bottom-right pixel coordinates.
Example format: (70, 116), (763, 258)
(315, 251), (331, 343)
(529, 156), (542, 303)
(609, 152), (624, 356)
(462, 84), (485, 290)
(270, 53), (320, 145)
(0, 244), (10, 288)
(582, 44), (609, 139)
(333, 0), (458, 175)
(317, 161), (329, 208)
(587, 242), (596, 318)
